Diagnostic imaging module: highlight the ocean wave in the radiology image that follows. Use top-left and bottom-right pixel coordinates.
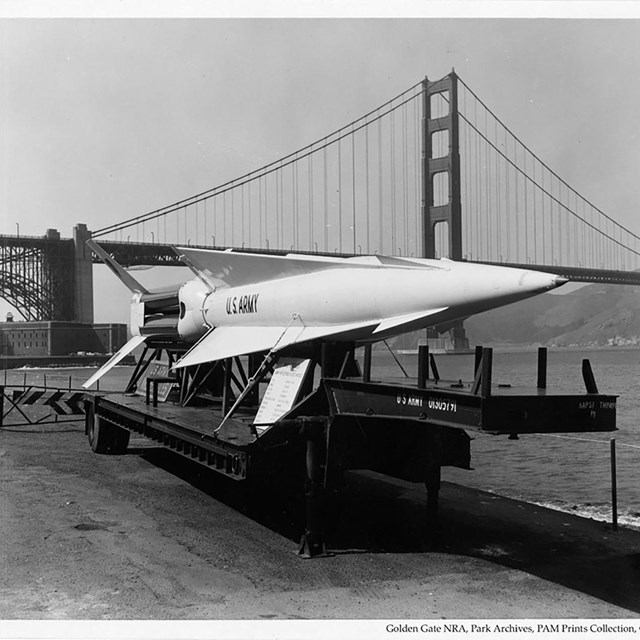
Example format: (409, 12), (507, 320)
(531, 499), (640, 531)
(12, 364), (131, 371)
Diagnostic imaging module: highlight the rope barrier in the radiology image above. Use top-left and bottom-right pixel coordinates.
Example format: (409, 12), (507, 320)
(533, 432), (640, 450)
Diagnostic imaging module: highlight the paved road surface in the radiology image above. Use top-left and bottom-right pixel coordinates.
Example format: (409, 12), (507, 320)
(1, 422), (639, 621)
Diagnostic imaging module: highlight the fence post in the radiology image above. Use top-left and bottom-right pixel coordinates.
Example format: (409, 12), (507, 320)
(582, 359), (599, 394)
(481, 347), (493, 397)
(418, 345), (429, 389)
(610, 438), (618, 531)
(537, 347), (547, 390)
(363, 344), (372, 383)
(474, 345), (483, 376)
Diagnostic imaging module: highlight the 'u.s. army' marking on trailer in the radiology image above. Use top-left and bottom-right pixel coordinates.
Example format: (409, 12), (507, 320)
(397, 393), (423, 407)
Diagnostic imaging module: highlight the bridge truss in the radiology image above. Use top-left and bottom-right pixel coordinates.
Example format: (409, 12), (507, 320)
(0, 236), (75, 321)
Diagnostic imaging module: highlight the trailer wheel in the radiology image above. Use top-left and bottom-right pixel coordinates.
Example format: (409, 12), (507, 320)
(88, 416), (130, 454)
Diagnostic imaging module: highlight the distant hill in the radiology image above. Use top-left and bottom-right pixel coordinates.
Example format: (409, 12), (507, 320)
(392, 283), (640, 349)
(468, 282), (640, 347)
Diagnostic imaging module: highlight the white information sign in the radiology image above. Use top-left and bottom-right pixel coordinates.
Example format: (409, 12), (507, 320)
(253, 358), (312, 430)
(134, 361), (176, 402)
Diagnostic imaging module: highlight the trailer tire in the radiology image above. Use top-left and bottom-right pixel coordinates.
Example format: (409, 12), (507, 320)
(88, 416), (130, 454)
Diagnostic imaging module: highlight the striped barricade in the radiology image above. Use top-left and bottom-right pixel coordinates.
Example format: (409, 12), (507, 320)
(1, 386), (86, 426)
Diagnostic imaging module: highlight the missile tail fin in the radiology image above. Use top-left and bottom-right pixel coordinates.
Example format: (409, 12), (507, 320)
(87, 239), (150, 294)
(373, 308), (449, 335)
(173, 319), (379, 369)
(175, 247), (379, 289)
(82, 334), (146, 389)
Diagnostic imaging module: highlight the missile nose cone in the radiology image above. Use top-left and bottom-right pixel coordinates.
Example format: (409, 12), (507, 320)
(521, 270), (569, 292)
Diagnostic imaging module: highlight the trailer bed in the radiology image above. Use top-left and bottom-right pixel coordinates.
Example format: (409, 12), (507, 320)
(82, 345), (618, 556)
(85, 369), (616, 482)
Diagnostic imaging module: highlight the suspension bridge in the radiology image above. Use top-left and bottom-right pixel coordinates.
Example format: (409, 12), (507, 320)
(2, 71), (640, 331)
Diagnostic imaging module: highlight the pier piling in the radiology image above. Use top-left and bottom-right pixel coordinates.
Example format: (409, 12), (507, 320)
(611, 438), (618, 532)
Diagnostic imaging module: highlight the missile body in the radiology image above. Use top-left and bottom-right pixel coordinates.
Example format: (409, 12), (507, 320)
(195, 261), (561, 340)
(171, 250), (565, 369)
(83, 243), (566, 388)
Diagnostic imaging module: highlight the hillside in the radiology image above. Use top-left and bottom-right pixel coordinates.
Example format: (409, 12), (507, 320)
(393, 283), (640, 349)
(468, 282), (640, 347)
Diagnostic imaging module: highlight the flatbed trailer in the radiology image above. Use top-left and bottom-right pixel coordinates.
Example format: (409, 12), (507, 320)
(84, 344), (616, 557)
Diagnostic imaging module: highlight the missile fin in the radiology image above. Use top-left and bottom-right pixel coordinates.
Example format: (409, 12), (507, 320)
(82, 335), (146, 389)
(361, 255), (443, 269)
(373, 308), (449, 335)
(174, 247), (380, 289)
(173, 319), (379, 369)
(173, 326), (287, 369)
(87, 239), (150, 294)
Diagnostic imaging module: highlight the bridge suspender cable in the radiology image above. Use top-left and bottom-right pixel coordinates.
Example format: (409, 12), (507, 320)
(457, 76), (640, 245)
(93, 81), (423, 239)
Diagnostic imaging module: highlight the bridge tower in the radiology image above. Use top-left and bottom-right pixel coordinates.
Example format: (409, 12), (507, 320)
(73, 223), (94, 323)
(422, 71), (469, 350)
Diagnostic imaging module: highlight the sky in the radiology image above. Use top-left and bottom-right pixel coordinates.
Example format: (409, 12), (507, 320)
(1, 4), (640, 323)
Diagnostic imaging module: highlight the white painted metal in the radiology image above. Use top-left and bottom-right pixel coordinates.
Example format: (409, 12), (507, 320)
(83, 244), (566, 385)
(173, 250), (564, 369)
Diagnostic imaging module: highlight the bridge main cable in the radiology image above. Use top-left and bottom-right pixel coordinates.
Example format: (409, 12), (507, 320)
(92, 80), (424, 239)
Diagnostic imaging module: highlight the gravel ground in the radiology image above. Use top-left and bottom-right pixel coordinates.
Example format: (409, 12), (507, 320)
(1, 421), (639, 623)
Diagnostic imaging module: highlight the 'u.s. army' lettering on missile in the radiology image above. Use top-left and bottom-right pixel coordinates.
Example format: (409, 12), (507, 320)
(83, 241), (567, 388)
(226, 293), (259, 315)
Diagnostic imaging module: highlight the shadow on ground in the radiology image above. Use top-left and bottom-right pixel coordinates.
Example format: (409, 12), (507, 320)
(135, 446), (640, 615)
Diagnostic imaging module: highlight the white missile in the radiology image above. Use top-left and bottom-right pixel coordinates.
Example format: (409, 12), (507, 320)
(83, 242), (566, 388)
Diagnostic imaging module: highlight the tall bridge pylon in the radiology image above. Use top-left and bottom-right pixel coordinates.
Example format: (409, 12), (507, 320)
(422, 72), (462, 262)
(422, 72), (468, 349)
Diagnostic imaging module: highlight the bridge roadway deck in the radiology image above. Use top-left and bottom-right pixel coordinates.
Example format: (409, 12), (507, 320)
(473, 259), (640, 285)
(89, 240), (640, 286)
(2, 233), (637, 284)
